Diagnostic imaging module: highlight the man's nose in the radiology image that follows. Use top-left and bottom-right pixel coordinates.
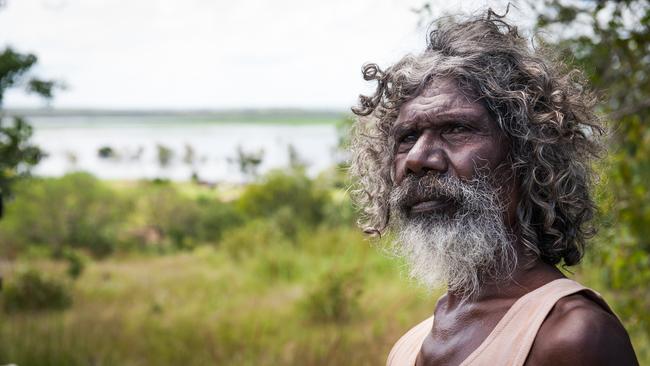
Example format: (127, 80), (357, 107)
(404, 133), (449, 177)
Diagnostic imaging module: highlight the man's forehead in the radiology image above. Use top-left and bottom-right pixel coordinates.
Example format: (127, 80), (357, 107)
(396, 78), (489, 125)
(418, 78), (462, 97)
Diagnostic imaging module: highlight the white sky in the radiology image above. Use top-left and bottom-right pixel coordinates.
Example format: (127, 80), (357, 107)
(0, 0), (513, 110)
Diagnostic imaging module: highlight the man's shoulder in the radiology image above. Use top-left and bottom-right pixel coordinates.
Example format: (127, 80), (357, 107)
(526, 292), (638, 365)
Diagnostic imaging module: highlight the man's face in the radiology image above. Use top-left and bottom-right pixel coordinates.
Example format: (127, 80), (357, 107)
(387, 78), (517, 298)
(391, 78), (511, 217)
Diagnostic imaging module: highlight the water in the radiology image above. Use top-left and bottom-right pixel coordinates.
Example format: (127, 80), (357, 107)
(27, 115), (341, 182)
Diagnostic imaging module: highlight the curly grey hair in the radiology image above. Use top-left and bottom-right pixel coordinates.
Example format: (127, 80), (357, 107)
(349, 11), (604, 267)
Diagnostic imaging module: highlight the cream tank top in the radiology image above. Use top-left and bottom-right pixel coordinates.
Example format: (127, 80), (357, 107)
(386, 278), (615, 366)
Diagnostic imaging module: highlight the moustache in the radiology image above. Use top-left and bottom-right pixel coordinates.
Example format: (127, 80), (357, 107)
(390, 174), (469, 212)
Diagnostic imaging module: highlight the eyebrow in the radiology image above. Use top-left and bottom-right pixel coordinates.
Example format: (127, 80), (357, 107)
(393, 109), (486, 133)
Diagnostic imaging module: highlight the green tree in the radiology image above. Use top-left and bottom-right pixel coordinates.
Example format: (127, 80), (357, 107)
(0, 46), (58, 217)
(228, 145), (264, 181)
(532, 0), (650, 340)
(156, 143), (174, 168)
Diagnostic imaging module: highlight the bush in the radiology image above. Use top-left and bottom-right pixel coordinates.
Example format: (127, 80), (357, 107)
(0, 173), (129, 258)
(254, 247), (301, 282)
(321, 191), (356, 228)
(196, 198), (243, 243)
(133, 182), (202, 249)
(219, 219), (289, 260)
(63, 249), (86, 279)
(2, 269), (72, 312)
(299, 268), (364, 323)
(236, 169), (329, 227)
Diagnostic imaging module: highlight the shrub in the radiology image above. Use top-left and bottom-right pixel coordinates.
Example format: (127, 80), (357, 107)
(236, 169), (329, 227)
(97, 146), (116, 159)
(63, 249), (86, 279)
(321, 192), (356, 228)
(2, 269), (72, 312)
(219, 219), (289, 260)
(0, 173), (129, 258)
(254, 248), (301, 282)
(134, 182), (202, 249)
(299, 268), (364, 323)
(196, 198), (243, 243)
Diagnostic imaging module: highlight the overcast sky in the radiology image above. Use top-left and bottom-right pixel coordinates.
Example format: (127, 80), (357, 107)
(0, 0), (513, 110)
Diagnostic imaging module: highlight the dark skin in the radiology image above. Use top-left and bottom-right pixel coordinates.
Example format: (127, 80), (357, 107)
(392, 79), (638, 365)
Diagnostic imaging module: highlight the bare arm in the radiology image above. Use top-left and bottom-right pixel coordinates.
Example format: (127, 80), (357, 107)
(525, 293), (638, 366)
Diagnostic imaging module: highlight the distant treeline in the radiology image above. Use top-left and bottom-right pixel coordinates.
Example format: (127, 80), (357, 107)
(5, 108), (348, 124)
(0, 167), (354, 260)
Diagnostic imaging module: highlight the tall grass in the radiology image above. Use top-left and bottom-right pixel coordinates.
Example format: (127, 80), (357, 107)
(0, 170), (648, 364)
(0, 229), (438, 365)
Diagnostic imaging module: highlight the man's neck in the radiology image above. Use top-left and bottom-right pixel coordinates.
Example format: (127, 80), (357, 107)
(444, 257), (565, 310)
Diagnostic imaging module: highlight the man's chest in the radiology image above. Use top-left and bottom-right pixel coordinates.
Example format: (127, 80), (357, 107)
(415, 308), (508, 366)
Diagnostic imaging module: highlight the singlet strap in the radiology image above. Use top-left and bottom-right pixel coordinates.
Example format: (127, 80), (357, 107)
(386, 279), (616, 366)
(460, 278), (613, 366)
(386, 315), (434, 366)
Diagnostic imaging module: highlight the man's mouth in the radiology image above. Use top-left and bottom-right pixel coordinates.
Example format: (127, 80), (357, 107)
(409, 198), (454, 214)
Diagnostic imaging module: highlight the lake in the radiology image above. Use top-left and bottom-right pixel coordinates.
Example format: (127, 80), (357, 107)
(26, 114), (342, 183)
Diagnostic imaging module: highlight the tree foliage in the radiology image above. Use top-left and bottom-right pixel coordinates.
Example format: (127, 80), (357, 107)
(532, 0), (650, 341)
(0, 116), (42, 217)
(0, 46), (57, 217)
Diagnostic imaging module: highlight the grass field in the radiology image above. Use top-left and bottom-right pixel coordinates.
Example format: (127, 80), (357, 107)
(0, 228), (440, 365)
(2, 232), (649, 365)
(0, 173), (647, 365)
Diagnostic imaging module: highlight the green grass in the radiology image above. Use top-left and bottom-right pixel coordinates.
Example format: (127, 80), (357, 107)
(0, 171), (647, 365)
(1, 226), (648, 365)
(0, 227), (438, 366)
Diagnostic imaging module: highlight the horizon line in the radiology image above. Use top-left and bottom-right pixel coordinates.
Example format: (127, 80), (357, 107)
(3, 106), (352, 117)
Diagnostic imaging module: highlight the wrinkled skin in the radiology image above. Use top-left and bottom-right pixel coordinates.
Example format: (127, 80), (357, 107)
(391, 79), (637, 366)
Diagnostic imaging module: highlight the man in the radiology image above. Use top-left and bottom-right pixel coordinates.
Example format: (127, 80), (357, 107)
(349, 12), (638, 366)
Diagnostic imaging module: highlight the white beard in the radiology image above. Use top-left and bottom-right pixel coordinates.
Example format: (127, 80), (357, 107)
(389, 175), (517, 301)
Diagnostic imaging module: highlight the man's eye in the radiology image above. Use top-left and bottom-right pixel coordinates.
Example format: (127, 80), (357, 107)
(400, 132), (419, 143)
(445, 125), (471, 134)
